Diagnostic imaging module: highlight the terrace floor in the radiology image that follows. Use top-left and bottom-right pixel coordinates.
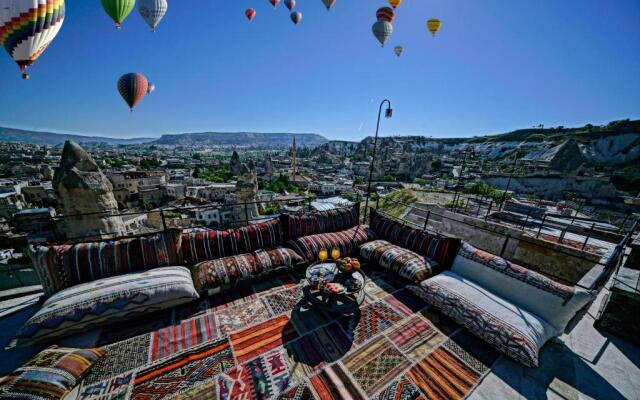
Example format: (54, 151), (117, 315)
(1, 267), (638, 400)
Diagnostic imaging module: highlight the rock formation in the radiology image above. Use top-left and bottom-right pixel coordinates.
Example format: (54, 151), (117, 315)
(229, 150), (242, 176)
(264, 153), (275, 177)
(233, 161), (260, 223)
(53, 141), (125, 240)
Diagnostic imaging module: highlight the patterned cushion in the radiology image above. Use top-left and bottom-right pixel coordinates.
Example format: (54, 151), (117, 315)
(13, 267), (199, 347)
(452, 243), (594, 332)
(281, 204), (359, 240)
(191, 247), (304, 294)
(408, 271), (557, 367)
(29, 230), (183, 297)
(359, 240), (436, 283)
(181, 218), (282, 265)
(0, 346), (105, 400)
(286, 225), (377, 262)
(369, 209), (460, 268)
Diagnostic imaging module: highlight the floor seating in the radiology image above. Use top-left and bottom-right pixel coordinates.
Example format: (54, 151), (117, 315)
(408, 242), (595, 367)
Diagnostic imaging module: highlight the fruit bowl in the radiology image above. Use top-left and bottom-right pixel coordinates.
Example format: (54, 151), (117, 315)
(336, 257), (361, 275)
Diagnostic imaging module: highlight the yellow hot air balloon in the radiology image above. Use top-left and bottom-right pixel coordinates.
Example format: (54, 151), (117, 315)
(427, 18), (441, 36)
(388, 0), (401, 9)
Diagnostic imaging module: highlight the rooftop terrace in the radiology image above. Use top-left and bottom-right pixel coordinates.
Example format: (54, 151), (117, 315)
(0, 198), (638, 400)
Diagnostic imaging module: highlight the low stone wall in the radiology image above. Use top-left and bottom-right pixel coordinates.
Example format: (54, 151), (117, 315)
(409, 203), (601, 285)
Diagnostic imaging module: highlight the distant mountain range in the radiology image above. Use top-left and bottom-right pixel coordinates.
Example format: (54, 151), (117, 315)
(0, 127), (154, 146)
(152, 132), (328, 148)
(0, 127), (328, 148)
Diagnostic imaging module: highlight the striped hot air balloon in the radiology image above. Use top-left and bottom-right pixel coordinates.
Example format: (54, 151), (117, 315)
(388, 0), (401, 9)
(376, 7), (395, 23)
(372, 20), (393, 47)
(101, 0), (135, 29)
(138, 0), (168, 32)
(321, 0), (336, 10)
(427, 18), (441, 36)
(117, 73), (149, 111)
(0, 0), (65, 79)
(290, 11), (302, 25)
(245, 8), (256, 21)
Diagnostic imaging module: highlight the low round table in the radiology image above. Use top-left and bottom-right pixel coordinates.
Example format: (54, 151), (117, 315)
(302, 261), (366, 315)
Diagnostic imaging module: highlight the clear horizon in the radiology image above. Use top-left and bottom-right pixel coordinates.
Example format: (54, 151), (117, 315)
(1, 0), (639, 141)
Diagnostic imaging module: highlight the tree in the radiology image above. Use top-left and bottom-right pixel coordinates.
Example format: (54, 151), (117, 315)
(413, 177), (427, 185)
(431, 159), (442, 171)
(353, 176), (365, 185)
(142, 200), (155, 211)
(383, 175), (396, 182)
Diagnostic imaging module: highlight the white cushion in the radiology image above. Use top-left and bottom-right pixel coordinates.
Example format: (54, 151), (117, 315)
(451, 243), (593, 332)
(409, 271), (557, 367)
(14, 266), (199, 346)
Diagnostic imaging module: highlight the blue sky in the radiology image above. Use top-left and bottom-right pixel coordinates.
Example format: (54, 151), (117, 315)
(1, 0), (639, 140)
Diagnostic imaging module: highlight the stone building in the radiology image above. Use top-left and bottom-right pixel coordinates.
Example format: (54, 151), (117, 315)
(53, 141), (125, 240)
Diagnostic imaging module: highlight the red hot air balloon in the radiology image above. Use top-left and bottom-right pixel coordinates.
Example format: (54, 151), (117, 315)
(117, 73), (149, 111)
(245, 8), (256, 21)
(269, 0), (280, 8)
(290, 11), (302, 25)
(376, 7), (395, 23)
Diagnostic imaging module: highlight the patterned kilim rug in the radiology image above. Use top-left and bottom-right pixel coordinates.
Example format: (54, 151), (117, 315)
(77, 269), (500, 400)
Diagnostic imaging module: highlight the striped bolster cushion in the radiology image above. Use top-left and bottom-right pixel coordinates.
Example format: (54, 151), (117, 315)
(29, 229), (183, 297)
(280, 204), (360, 240)
(181, 218), (282, 266)
(286, 224), (377, 262)
(369, 208), (460, 267)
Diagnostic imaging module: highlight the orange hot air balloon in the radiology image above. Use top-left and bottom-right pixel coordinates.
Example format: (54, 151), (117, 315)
(245, 8), (256, 21)
(388, 0), (401, 9)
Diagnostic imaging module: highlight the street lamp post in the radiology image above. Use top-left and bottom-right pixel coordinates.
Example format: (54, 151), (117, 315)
(363, 99), (392, 224)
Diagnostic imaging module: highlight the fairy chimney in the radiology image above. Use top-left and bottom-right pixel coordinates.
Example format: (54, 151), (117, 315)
(53, 141), (125, 240)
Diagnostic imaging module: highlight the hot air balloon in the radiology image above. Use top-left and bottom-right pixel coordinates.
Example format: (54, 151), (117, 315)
(388, 0), (401, 9)
(290, 11), (302, 25)
(117, 73), (149, 111)
(321, 0), (336, 10)
(372, 21), (393, 47)
(147, 83), (155, 94)
(138, 0), (168, 32)
(427, 18), (441, 36)
(376, 7), (395, 23)
(269, 0), (280, 8)
(1, 0), (66, 79)
(245, 8), (256, 21)
(394, 46), (403, 57)
(284, 0), (295, 11)
(101, 0), (135, 29)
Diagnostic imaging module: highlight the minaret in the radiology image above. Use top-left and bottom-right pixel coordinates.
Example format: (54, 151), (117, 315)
(290, 135), (297, 179)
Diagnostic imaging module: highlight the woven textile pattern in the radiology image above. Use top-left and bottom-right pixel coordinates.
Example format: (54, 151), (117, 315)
(342, 336), (411, 396)
(281, 204), (360, 240)
(29, 230), (183, 297)
(406, 347), (481, 400)
(457, 242), (575, 300)
(191, 247), (303, 293)
(369, 209), (460, 268)
(375, 376), (425, 400)
(217, 350), (292, 399)
(386, 315), (444, 361)
(131, 338), (235, 400)
(308, 363), (366, 400)
(85, 335), (151, 383)
(230, 315), (299, 364)
(360, 240), (435, 283)
(14, 267), (199, 346)
(181, 219), (282, 265)
(0, 346), (105, 400)
(149, 313), (220, 362)
(286, 224), (376, 262)
(409, 280), (540, 367)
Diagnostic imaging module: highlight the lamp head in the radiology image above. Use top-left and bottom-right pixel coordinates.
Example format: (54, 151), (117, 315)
(385, 107), (393, 119)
